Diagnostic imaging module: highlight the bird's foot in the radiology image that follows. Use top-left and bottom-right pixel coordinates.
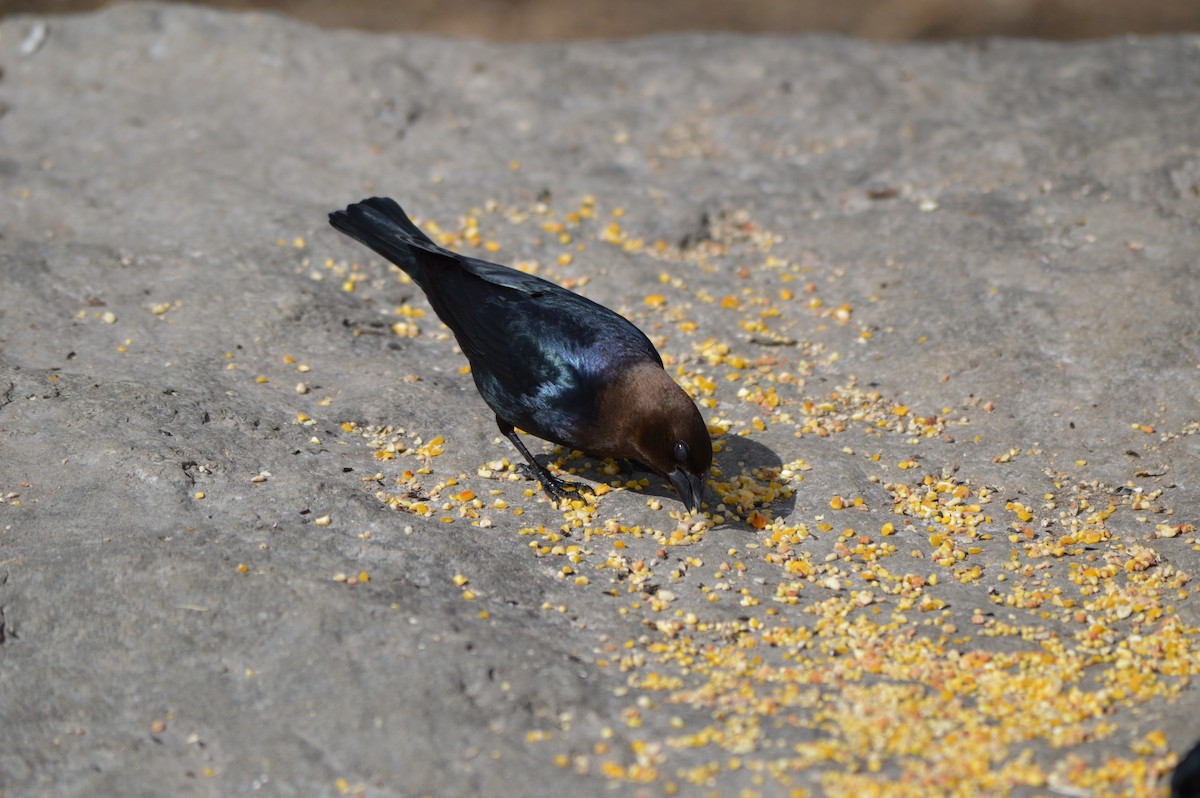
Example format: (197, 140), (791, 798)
(541, 474), (595, 508)
(517, 463), (593, 507)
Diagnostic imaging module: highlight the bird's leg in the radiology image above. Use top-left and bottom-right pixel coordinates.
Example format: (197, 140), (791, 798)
(497, 419), (592, 506)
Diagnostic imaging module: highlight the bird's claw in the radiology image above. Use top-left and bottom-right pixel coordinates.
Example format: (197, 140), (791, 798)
(516, 464), (593, 507)
(542, 477), (594, 507)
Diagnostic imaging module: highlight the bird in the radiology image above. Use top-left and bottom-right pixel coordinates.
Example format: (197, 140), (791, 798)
(329, 197), (712, 511)
(1174, 738), (1200, 798)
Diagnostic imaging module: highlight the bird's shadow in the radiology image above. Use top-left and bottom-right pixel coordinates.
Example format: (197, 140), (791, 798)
(707, 434), (798, 528)
(539, 434), (795, 530)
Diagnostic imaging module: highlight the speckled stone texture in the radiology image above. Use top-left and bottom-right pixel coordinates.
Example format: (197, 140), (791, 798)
(1, 5), (1199, 796)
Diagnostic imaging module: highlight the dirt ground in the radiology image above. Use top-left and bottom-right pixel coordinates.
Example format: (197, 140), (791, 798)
(3, 0), (1200, 40)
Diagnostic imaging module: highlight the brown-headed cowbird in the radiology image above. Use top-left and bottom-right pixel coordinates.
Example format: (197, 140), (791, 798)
(329, 197), (711, 511)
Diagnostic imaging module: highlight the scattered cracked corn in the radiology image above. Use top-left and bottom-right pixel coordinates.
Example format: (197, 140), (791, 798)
(323, 204), (1196, 798)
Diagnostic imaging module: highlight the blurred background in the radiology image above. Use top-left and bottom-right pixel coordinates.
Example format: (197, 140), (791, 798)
(1, 0), (1198, 40)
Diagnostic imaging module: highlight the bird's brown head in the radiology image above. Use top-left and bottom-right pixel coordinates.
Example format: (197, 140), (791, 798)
(594, 362), (712, 512)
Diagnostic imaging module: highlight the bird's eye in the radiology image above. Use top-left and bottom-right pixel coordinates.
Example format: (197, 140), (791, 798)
(673, 441), (689, 463)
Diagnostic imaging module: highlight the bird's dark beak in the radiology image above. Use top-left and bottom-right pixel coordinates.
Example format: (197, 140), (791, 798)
(669, 469), (705, 513)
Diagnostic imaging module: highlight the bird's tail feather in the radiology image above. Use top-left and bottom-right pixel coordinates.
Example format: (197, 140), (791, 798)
(328, 197), (439, 285)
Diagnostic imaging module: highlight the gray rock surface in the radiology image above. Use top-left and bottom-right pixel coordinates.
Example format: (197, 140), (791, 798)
(2, 4), (1199, 796)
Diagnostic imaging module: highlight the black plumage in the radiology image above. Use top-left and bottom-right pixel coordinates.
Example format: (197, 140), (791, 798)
(329, 197), (711, 510)
(1174, 739), (1200, 798)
